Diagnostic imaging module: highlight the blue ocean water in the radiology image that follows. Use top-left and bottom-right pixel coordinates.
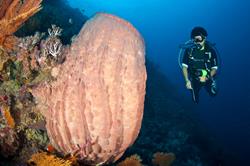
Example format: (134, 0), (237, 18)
(68, 0), (250, 164)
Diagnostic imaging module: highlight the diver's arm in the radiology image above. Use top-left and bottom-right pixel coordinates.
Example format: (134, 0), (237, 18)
(182, 50), (192, 89)
(182, 66), (189, 82)
(182, 66), (192, 89)
(210, 48), (218, 78)
(210, 68), (217, 78)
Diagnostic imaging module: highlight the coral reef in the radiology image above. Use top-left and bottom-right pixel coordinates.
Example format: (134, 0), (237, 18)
(32, 13), (146, 165)
(0, 0), (56, 163)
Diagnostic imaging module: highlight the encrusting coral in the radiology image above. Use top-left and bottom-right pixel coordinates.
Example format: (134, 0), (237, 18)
(0, 0), (54, 162)
(0, 0), (47, 97)
(0, 0), (42, 51)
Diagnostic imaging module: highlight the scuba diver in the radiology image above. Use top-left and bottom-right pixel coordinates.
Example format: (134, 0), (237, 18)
(180, 26), (219, 103)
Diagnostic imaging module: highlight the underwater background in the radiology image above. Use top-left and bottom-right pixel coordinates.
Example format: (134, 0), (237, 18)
(68, 0), (250, 165)
(0, 0), (249, 165)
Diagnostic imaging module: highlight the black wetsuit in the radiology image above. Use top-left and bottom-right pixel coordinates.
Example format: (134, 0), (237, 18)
(182, 42), (218, 103)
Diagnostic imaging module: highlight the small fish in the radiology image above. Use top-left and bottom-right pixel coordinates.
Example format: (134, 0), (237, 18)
(68, 18), (73, 24)
(46, 144), (55, 153)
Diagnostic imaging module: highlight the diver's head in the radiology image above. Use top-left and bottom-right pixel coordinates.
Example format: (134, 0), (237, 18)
(191, 26), (207, 49)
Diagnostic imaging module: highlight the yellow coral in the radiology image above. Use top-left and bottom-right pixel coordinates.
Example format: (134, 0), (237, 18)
(152, 152), (175, 166)
(117, 154), (143, 166)
(27, 152), (74, 166)
(1, 104), (15, 128)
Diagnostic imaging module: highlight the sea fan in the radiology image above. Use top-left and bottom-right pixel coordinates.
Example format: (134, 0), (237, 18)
(0, 0), (42, 50)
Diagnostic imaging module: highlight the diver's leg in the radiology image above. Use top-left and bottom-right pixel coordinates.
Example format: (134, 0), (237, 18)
(191, 79), (201, 104)
(205, 78), (217, 96)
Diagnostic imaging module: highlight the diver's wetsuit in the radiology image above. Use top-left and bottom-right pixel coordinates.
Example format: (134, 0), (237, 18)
(182, 42), (218, 103)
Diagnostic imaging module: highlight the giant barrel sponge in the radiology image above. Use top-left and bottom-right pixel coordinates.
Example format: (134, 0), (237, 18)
(33, 13), (146, 165)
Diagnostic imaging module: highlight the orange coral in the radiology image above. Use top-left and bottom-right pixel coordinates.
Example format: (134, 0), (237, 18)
(0, 0), (42, 50)
(1, 105), (15, 128)
(27, 152), (77, 166)
(117, 154), (143, 166)
(152, 152), (175, 166)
